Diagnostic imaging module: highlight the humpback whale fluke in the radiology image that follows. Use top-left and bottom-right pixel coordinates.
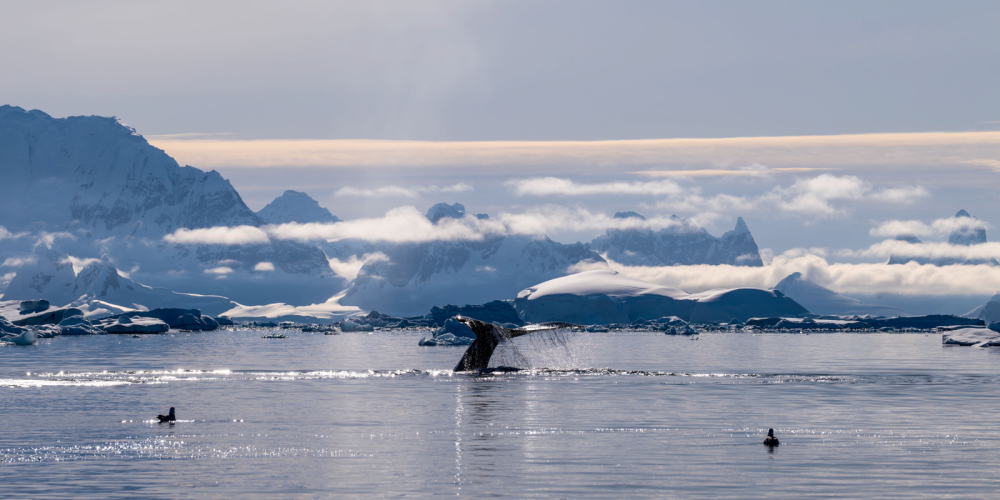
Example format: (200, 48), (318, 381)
(453, 317), (580, 372)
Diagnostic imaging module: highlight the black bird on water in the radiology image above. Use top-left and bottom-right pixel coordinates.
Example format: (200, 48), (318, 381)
(763, 428), (779, 446)
(157, 407), (176, 423)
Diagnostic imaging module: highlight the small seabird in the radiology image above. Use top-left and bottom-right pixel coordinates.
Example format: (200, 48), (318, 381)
(763, 428), (779, 446)
(157, 407), (176, 423)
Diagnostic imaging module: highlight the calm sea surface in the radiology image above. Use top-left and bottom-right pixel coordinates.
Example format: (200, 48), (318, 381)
(2, 329), (1000, 499)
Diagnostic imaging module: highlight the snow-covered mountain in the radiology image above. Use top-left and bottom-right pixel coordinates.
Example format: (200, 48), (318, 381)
(591, 213), (764, 267)
(3, 248), (233, 316)
(771, 272), (907, 317)
(514, 269), (807, 324)
(965, 293), (1000, 323)
(0, 105), (340, 305)
(256, 190), (340, 224)
(888, 209), (998, 266)
(335, 203), (606, 316)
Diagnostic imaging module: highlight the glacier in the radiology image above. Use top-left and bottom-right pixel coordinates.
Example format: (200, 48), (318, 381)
(514, 269), (807, 324)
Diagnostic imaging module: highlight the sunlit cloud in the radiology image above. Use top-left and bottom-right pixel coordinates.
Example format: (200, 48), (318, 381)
(149, 131), (1000, 171)
(334, 183), (473, 198)
(204, 266), (234, 275)
(164, 226), (271, 245)
(506, 177), (684, 196)
(253, 262), (275, 272)
(62, 256), (103, 274)
(327, 252), (389, 280)
(847, 240), (1000, 261)
(655, 174), (929, 218)
(580, 250), (1000, 296)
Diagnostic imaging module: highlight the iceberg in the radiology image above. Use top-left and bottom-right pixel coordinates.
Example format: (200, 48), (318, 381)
(339, 319), (374, 332)
(515, 270), (807, 324)
(418, 317), (476, 346)
(102, 316), (169, 334)
(942, 325), (1000, 347)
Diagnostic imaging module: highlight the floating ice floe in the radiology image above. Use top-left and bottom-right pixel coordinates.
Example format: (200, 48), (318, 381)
(419, 317), (476, 346)
(942, 324), (1000, 347)
(103, 316), (169, 334)
(339, 319), (374, 332)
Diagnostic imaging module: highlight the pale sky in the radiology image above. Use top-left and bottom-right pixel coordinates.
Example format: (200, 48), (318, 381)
(3, 1), (1000, 311)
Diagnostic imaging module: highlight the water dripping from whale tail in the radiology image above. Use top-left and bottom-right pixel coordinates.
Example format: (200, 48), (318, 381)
(452, 317), (581, 372)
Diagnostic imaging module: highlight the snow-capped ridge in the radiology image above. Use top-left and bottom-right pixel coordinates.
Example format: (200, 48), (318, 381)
(257, 190), (340, 224)
(592, 215), (764, 267)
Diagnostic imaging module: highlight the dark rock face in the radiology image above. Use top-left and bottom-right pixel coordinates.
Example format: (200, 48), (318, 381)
(19, 300), (50, 315)
(592, 215), (764, 267)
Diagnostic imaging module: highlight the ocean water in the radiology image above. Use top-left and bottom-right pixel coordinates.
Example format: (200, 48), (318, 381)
(2, 329), (1000, 499)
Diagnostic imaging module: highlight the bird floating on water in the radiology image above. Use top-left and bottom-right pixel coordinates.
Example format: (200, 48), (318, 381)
(157, 407), (176, 423)
(763, 428), (779, 446)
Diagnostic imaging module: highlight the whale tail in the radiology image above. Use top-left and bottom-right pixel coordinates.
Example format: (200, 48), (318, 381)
(453, 317), (580, 372)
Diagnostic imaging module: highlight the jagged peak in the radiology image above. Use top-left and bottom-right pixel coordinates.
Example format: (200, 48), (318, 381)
(426, 202), (467, 223)
(613, 211), (646, 220)
(956, 209), (972, 218)
(256, 190), (338, 224)
(733, 217), (750, 235)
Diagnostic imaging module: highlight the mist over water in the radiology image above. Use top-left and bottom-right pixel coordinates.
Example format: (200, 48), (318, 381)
(3, 329), (1000, 498)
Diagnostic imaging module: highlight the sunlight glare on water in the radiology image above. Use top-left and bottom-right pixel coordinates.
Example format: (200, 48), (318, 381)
(2, 329), (1000, 498)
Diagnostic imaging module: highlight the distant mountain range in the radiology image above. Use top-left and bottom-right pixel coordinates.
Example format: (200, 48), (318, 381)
(888, 209), (999, 266)
(591, 212), (764, 267)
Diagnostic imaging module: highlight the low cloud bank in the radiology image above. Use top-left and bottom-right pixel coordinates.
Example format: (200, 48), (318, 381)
(870, 217), (992, 238)
(335, 183), (473, 198)
(163, 205), (700, 246)
(583, 250), (1000, 296)
(164, 226), (270, 245)
(508, 175), (928, 219)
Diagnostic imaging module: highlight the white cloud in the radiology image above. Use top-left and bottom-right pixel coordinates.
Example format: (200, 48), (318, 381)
(2, 256), (36, 267)
(1, 272), (15, 282)
(35, 231), (76, 248)
(506, 177), (685, 197)
(334, 183), (474, 198)
(267, 206), (504, 243)
(149, 131), (1000, 171)
(869, 216), (992, 239)
(204, 267), (234, 275)
(253, 262), (275, 272)
(164, 226), (271, 245)
(849, 240), (1000, 261)
(164, 205), (715, 246)
(327, 252), (389, 280)
(61, 256), (103, 274)
(656, 174), (929, 219)
(591, 250), (1000, 296)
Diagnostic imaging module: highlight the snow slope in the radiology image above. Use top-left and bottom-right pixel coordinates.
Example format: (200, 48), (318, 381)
(0, 105), (340, 305)
(514, 269), (807, 324)
(591, 213), (764, 267)
(771, 272), (907, 317)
